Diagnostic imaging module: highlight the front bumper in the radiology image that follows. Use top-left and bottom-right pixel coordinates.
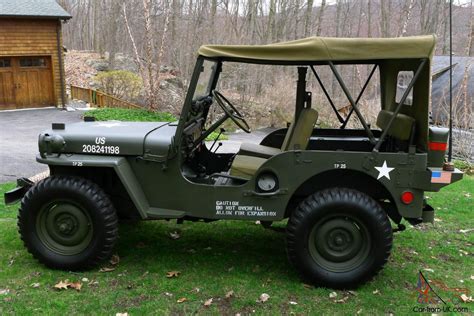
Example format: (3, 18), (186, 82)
(4, 178), (34, 205)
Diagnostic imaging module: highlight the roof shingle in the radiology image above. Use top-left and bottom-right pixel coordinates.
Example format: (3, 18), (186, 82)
(0, 0), (71, 19)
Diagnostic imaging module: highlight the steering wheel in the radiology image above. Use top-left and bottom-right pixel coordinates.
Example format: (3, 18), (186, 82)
(212, 90), (251, 133)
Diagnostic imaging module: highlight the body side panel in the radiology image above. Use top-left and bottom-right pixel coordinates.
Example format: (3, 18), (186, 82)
(38, 149), (445, 221)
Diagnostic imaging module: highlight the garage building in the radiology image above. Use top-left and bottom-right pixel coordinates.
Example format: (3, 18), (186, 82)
(0, 0), (71, 110)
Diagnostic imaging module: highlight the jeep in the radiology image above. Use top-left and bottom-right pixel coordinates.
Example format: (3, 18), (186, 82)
(5, 35), (463, 289)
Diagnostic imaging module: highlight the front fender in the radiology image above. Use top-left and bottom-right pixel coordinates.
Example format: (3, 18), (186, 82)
(36, 154), (150, 219)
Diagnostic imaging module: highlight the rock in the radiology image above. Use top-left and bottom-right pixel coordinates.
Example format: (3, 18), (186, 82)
(165, 76), (184, 89)
(85, 58), (109, 71)
(110, 53), (138, 72)
(159, 78), (184, 106)
(160, 65), (171, 73)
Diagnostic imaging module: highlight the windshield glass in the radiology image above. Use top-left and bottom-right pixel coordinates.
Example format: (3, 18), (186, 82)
(192, 60), (217, 101)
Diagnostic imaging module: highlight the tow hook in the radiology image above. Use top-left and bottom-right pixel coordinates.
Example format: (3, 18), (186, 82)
(393, 223), (406, 233)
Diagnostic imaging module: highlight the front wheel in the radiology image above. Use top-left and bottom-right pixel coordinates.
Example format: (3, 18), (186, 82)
(286, 188), (392, 289)
(18, 176), (118, 270)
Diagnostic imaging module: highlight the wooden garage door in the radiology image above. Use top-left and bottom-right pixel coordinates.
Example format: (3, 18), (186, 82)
(0, 57), (54, 110)
(0, 58), (15, 109)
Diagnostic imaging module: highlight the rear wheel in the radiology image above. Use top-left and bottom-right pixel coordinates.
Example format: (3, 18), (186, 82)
(18, 176), (118, 270)
(286, 188), (392, 289)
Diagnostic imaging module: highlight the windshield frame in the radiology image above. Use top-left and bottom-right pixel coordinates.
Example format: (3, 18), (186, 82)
(175, 57), (222, 147)
(192, 59), (220, 102)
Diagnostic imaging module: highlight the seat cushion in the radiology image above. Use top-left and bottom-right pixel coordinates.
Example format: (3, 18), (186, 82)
(230, 155), (267, 179)
(282, 108), (319, 151)
(376, 110), (415, 141)
(239, 143), (282, 159)
(238, 108), (318, 159)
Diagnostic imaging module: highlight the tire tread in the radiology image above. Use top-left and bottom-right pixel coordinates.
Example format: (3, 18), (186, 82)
(18, 175), (118, 270)
(286, 187), (392, 288)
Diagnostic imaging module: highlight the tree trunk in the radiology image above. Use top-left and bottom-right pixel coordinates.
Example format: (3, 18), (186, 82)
(304, 0), (314, 37)
(399, 0), (415, 37)
(367, 0), (372, 37)
(267, 0), (276, 41)
(468, 0), (474, 56)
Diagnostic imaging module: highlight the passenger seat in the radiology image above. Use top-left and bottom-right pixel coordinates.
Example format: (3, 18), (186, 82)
(238, 108), (319, 158)
(376, 109), (415, 141)
(230, 108), (318, 179)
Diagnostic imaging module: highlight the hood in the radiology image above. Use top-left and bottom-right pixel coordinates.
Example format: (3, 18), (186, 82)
(38, 121), (173, 156)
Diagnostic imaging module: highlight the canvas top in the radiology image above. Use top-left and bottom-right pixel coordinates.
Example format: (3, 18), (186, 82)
(198, 35), (436, 63)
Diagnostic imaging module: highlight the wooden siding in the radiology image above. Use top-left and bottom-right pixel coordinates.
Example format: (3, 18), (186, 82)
(0, 18), (65, 107)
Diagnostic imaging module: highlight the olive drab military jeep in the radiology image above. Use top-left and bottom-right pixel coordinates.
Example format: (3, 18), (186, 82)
(5, 35), (464, 289)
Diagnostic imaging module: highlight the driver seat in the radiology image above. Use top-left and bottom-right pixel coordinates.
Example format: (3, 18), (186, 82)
(238, 108), (319, 159)
(230, 108), (318, 179)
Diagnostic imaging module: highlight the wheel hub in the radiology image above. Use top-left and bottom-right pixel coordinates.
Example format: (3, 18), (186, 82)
(56, 216), (77, 235)
(309, 215), (370, 272)
(328, 229), (352, 250)
(37, 201), (93, 255)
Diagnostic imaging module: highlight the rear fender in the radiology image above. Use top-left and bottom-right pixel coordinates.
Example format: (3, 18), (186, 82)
(286, 168), (414, 223)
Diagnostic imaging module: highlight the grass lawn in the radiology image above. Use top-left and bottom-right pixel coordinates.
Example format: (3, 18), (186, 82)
(0, 178), (472, 315)
(86, 108), (177, 123)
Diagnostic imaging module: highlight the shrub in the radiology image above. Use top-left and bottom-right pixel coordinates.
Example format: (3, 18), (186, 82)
(94, 70), (142, 101)
(453, 160), (474, 175)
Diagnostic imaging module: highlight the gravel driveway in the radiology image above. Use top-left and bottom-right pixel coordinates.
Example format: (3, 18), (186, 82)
(0, 107), (84, 183)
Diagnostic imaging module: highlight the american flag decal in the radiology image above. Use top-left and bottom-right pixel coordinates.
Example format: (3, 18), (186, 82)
(431, 171), (452, 184)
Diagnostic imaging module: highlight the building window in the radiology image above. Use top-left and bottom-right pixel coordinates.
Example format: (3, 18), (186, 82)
(20, 58), (47, 68)
(395, 71), (414, 105)
(0, 58), (11, 68)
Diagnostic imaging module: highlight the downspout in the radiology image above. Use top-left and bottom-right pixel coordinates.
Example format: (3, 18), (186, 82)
(56, 20), (66, 109)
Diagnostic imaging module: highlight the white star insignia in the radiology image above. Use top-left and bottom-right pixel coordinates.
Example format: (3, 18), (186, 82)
(95, 122), (126, 128)
(375, 160), (394, 180)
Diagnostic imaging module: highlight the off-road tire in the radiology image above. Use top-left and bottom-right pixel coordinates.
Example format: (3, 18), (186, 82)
(18, 176), (118, 270)
(286, 188), (392, 289)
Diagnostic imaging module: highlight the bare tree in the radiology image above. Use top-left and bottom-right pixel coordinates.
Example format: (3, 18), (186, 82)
(123, 0), (171, 110)
(468, 0), (474, 56)
(380, 0), (392, 37)
(367, 0), (372, 37)
(60, 0), (473, 122)
(304, 0), (314, 37)
(399, 0), (415, 36)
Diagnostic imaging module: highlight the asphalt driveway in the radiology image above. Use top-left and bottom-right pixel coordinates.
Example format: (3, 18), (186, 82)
(0, 108), (84, 182)
(0, 106), (273, 183)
